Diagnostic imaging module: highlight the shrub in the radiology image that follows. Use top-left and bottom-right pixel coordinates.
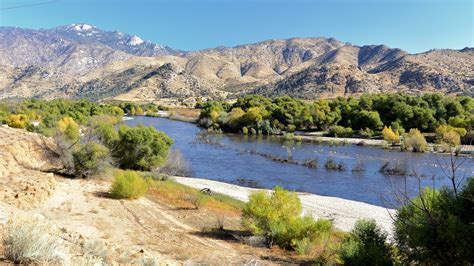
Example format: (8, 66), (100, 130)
(184, 193), (209, 209)
(89, 115), (120, 149)
(359, 127), (374, 138)
(3, 215), (69, 264)
(436, 124), (467, 138)
(436, 125), (465, 146)
(394, 178), (474, 264)
(109, 170), (149, 199)
(339, 220), (393, 265)
(57, 117), (80, 142)
(242, 187), (332, 251)
(390, 121), (405, 135)
(228, 107), (245, 131)
(441, 130), (461, 146)
(158, 150), (192, 176)
(94, 122), (119, 147)
(72, 142), (110, 177)
(242, 126), (248, 135)
(328, 126), (353, 138)
(83, 240), (109, 260)
(113, 125), (173, 171)
(6, 114), (29, 128)
(324, 158), (346, 171)
(294, 237), (313, 255)
(352, 160), (365, 172)
(382, 126), (400, 144)
(379, 160), (408, 176)
(303, 159), (318, 168)
(402, 129), (428, 152)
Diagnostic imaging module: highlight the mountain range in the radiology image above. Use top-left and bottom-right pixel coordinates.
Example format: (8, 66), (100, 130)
(0, 24), (472, 102)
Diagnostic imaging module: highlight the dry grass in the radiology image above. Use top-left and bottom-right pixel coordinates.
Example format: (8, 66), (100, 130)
(2, 215), (69, 264)
(169, 108), (200, 119)
(168, 108), (201, 122)
(83, 239), (109, 260)
(147, 179), (244, 216)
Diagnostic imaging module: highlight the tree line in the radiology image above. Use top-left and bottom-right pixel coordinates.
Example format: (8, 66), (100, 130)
(198, 93), (473, 144)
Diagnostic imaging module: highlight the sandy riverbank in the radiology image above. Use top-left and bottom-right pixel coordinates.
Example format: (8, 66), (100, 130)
(172, 176), (396, 235)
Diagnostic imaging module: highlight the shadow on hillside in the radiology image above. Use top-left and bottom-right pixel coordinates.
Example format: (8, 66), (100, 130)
(174, 206), (198, 211)
(191, 228), (250, 242)
(92, 191), (114, 199)
(192, 228), (315, 265)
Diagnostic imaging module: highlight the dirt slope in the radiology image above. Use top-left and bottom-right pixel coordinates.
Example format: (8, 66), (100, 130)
(0, 126), (295, 264)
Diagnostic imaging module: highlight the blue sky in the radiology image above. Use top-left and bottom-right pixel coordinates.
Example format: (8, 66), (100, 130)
(0, 0), (472, 53)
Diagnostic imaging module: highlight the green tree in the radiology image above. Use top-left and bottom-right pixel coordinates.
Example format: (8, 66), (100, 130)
(113, 125), (173, 171)
(353, 110), (383, 130)
(394, 178), (474, 264)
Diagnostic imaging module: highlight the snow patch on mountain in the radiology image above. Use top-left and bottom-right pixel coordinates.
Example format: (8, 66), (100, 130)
(128, 35), (144, 46)
(72, 24), (93, 31)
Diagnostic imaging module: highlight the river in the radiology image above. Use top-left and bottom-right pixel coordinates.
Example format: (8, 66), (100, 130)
(125, 116), (474, 207)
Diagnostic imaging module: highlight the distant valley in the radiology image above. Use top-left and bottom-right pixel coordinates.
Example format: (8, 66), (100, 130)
(0, 24), (472, 102)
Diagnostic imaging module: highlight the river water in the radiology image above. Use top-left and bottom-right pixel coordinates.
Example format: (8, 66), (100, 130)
(125, 116), (474, 207)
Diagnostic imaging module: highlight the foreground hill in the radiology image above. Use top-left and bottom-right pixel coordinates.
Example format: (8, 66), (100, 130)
(0, 126), (276, 264)
(0, 24), (472, 101)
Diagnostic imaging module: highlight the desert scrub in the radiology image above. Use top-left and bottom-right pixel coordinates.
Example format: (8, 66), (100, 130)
(183, 193), (209, 209)
(110, 170), (149, 199)
(242, 187), (332, 252)
(3, 215), (69, 264)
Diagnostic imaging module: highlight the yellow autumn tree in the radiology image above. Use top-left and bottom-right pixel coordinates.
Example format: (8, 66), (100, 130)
(57, 117), (80, 142)
(382, 126), (400, 144)
(6, 114), (29, 129)
(228, 107), (245, 131)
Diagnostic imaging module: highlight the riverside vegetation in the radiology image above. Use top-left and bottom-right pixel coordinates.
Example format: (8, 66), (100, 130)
(1, 98), (473, 264)
(198, 93), (473, 151)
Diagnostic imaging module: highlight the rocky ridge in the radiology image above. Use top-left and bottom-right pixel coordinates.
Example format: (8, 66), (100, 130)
(0, 25), (472, 101)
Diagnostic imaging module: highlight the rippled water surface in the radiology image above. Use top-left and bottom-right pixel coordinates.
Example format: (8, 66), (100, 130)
(125, 116), (474, 207)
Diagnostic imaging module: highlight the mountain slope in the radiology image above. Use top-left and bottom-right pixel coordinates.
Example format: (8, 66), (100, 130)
(0, 24), (472, 101)
(51, 24), (177, 56)
(0, 26), (131, 75)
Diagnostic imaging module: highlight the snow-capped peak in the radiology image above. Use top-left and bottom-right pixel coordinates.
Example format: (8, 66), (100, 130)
(128, 35), (144, 46)
(71, 24), (94, 31)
